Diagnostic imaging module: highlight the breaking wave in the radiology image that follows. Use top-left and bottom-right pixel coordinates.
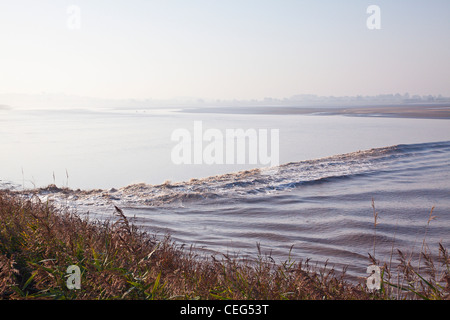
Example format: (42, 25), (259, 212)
(18, 140), (449, 208)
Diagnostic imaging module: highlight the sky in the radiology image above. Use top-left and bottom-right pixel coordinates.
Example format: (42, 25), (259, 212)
(1, 0), (450, 101)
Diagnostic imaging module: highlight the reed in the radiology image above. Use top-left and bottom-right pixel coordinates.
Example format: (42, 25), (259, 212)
(0, 190), (448, 300)
(376, 206), (449, 300)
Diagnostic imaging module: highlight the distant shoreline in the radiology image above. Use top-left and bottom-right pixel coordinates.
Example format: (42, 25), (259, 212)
(180, 104), (450, 120)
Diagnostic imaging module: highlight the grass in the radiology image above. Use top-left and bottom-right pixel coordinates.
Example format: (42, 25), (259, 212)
(0, 190), (448, 300)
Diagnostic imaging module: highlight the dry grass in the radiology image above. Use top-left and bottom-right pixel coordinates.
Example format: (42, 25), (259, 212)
(368, 202), (450, 300)
(0, 190), (448, 300)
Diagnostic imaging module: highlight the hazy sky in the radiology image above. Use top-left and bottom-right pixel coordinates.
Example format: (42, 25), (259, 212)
(1, 0), (449, 101)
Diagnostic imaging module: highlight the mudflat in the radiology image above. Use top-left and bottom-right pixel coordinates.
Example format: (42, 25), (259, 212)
(181, 104), (450, 119)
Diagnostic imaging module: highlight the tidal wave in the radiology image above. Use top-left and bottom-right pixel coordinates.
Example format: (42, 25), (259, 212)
(7, 140), (450, 282)
(22, 140), (449, 208)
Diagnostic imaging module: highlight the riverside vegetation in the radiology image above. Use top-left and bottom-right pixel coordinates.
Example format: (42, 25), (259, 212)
(0, 190), (448, 300)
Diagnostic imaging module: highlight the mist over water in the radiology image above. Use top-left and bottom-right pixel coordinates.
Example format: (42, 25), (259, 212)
(1, 107), (450, 281)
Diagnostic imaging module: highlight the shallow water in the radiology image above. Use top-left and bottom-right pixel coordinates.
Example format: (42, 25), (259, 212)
(1, 107), (450, 282)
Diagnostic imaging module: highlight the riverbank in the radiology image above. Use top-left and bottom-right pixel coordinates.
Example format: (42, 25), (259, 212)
(180, 104), (450, 119)
(0, 190), (448, 300)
